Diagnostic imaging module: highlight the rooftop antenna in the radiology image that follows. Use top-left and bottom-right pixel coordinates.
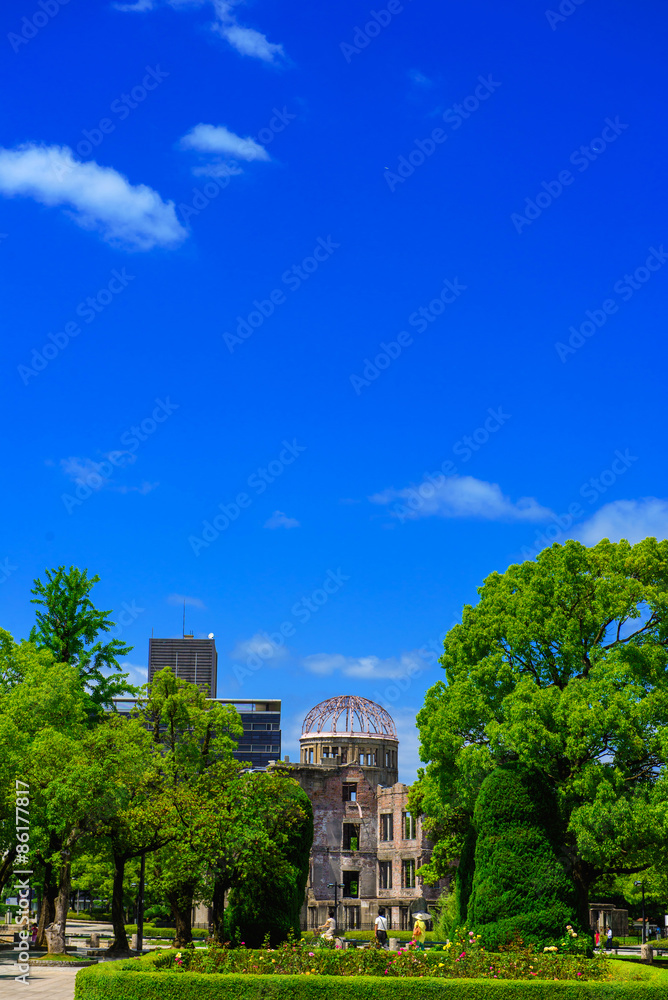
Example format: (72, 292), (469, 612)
(182, 599), (186, 639)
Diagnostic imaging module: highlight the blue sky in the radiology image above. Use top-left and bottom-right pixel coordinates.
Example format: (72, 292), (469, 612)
(2, 0), (667, 781)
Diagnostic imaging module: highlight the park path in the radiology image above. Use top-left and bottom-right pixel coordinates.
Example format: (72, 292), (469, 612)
(0, 963), (78, 998)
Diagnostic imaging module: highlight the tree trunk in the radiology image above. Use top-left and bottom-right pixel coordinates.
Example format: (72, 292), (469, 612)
(46, 856), (70, 955)
(167, 884), (195, 948)
(572, 858), (592, 931)
(107, 853), (131, 956)
(0, 846), (17, 896)
(36, 859), (58, 949)
(211, 877), (228, 944)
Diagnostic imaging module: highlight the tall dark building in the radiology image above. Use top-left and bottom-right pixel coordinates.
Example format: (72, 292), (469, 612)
(148, 635), (218, 697)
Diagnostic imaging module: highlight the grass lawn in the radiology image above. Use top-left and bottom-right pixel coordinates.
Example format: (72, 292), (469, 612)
(32, 953), (91, 962)
(608, 959), (668, 983)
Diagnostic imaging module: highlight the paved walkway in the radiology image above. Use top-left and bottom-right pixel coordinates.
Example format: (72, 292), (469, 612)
(0, 962), (79, 999)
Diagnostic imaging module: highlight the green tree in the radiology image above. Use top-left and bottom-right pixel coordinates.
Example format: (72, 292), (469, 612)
(224, 777), (313, 947)
(467, 764), (578, 949)
(137, 667), (243, 946)
(30, 565), (134, 715)
(411, 538), (668, 928)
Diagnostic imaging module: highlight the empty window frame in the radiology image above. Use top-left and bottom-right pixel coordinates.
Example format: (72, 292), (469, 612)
(342, 782), (357, 802)
(342, 823), (360, 851)
(345, 906), (361, 929)
(403, 812), (417, 840)
(342, 871), (359, 898)
(378, 860), (392, 890)
(380, 813), (394, 841)
(402, 859), (416, 889)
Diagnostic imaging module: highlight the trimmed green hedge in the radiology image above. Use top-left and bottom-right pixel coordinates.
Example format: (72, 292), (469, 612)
(125, 923), (208, 940)
(73, 967), (668, 1000)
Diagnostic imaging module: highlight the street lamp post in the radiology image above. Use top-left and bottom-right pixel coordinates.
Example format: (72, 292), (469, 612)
(136, 853), (146, 956)
(634, 881), (646, 945)
(327, 882), (345, 935)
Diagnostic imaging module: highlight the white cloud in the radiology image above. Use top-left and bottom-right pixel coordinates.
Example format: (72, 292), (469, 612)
(574, 498), (668, 546)
(60, 455), (157, 496)
(264, 510), (300, 530)
(116, 0), (285, 62)
(408, 68), (433, 88)
(181, 123), (269, 161)
(119, 661), (149, 687)
(302, 650), (428, 681)
(229, 632), (290, 663)
(166, 593), (207, 609)
(370, 475), (554, 524)
(0, 144), (186, 250)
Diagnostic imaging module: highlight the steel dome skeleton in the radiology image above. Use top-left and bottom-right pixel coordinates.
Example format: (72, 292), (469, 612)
(301, 695), (397, 738)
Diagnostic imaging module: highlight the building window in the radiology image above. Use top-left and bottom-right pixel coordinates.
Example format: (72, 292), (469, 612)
(308, 748), (314, 764)
(359, 752), (364, 765)
(342, 823), (360, 851)
(345, 906), (361, 929)
(340, 750), (347, 764)
(308, 907), (317, 929)
(385, 750), (390, 767)
(403, 812), (417, 840)
(402, 859), (416, 889)
(322, 746), (330, 758)
(378, 860), (392, 890)
(367, 752), (376, 766)
(342, 871), (359, 898)
(400, 906), (410, 930)
(342, 783), (357, 802)
(380, 813), (394, 841)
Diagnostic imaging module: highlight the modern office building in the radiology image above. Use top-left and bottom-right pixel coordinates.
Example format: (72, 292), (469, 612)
(209, 698), (282, 770)
(148, 634), (217, 697)
(279, 695), (447, 932)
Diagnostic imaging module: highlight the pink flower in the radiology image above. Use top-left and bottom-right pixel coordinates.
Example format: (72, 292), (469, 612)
(308, 953), (314, 957)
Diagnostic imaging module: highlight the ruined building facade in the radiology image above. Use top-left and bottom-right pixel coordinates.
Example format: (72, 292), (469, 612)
(284, 695), (445, 932)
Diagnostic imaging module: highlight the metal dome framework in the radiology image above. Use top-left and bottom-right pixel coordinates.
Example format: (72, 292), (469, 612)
(301, 695), (397, 739)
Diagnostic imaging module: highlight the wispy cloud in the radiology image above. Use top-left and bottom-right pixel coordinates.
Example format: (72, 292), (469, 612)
(115, 0), (285, 63)
(181, 123), (270, 161)
(264, 510), (300, 530)
(229, 633), (289, 663)
(60, 455), (157, 496)
(408, 68), (433, 88)
(0, 144), (186, 250)
(302, 650), (427, 680)
(574, 497), (668, 546)
(166, 593), (207, 609)
(370, 475), (554, 524)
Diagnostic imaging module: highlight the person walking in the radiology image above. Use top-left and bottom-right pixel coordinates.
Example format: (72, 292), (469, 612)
(412, 914), (427, 951)
(595, 929), (600, 948)
(374, 908), (388, 949)
(606, 927), (613, 950)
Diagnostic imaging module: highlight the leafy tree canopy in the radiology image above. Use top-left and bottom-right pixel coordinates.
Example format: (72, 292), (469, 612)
(30, 565), (135, 714)
(411, 538), (668, 924)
